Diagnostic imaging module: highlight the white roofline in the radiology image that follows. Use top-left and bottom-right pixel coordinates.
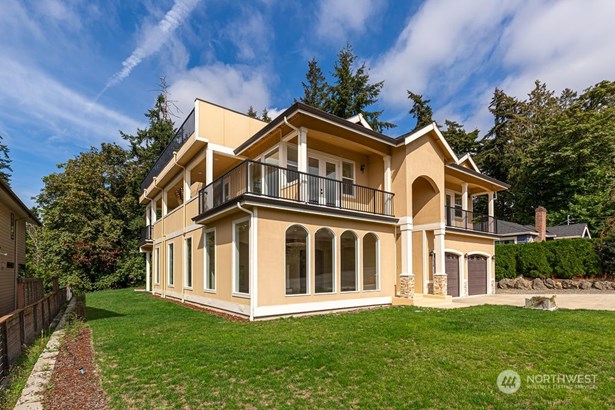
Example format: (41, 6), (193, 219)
(345, 113), (374, 131)
(457, 153), (480, 172)
(404, 122), (459, 163)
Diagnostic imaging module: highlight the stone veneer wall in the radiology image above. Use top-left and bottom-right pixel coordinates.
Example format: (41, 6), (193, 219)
(398, 274), (415, 298)
(433, 274), (448, 296)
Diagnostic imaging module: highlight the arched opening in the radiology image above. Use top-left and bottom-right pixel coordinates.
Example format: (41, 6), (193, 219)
(286, 225), (308, 295)
(340, 231), (358, 292)
(411, 176), (440, 225)
(363, 233), (379, 291)
(315, 228), (335, 293)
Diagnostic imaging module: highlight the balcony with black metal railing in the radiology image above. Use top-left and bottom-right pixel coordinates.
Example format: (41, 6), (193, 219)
(141, 109), (196, 191)
(196, 160), (395, 219)
(445, 205), (498, 234)
(139, 224), (153, 246)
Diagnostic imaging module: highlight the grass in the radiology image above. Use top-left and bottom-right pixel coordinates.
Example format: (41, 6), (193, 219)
(0, 332), (51, 410)
(88, 289), (615, 409)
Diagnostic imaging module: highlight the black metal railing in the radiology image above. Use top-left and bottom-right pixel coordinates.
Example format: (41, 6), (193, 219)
(445, 206), (497, 233)
(140, 225), (153, 244)
(198, 160), (394, 217)
(141, 109), (196, 190)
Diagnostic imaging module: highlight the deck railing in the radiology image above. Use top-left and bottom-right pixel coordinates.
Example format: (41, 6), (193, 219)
(140, 109), (196, 190)
(445, 205), (498, 233)
(198, 160), (394, 217)
(140, 225), (153, 245)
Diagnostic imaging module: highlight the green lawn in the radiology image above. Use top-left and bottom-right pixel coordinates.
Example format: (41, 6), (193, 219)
(87, 289), (615, 409)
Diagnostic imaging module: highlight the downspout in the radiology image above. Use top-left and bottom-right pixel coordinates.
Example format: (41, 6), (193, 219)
(283, 116), (298, 132)
(174, 152), (187, 303)
(143, 189), (153, 293)
(237, 203), (257, 321)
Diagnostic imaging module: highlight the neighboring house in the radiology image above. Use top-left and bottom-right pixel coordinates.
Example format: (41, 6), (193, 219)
(0, 179), (42, 317)
(496, 206), (591, 244)
(138, 100), (510, 320)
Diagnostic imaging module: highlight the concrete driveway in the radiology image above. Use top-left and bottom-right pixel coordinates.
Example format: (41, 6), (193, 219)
(434, 293), (615, 311)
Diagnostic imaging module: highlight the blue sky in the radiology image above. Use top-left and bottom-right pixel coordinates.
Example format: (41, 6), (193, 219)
(1, 0), (614, 207)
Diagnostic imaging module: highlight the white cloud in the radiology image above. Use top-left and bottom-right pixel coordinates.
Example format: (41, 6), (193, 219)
(100, 0), (201, 95)
(168, 63), (272, 121)
(315, 0), (384, 43)
(226, 11), (273, 61)
(0, 59), (142, 146)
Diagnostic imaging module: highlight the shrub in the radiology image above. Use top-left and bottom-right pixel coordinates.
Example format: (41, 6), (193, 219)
(516, 242), (553, 278)
(595, 236), (615, 276)
(495, 244), (518, 280)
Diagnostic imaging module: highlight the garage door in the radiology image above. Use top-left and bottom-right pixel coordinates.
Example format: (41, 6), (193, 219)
(445, 253), (460, 297)
(468, 255), (487, 295)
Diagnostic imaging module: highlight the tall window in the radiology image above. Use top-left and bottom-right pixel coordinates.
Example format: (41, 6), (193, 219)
(363, 233), (379, 291)
(315, 228), (334, 293)
(287, 144), (298, 183)
(184, 237), (192, 288)
(155, 248), (160, 284)
(234, 220), (250, 294)
(167, 243), (174, 286)
(205, 230), (216, 291)
(340, 231), (357, 291)
(342, 162), (355, 196)
(286, 225), (308, 295)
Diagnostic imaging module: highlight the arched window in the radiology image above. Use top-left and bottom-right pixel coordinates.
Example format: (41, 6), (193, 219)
(315, 228), (335, 293)
(340, 231), (357, 292)
(363, 233), (379, 291)
(286, 225), (308, 295)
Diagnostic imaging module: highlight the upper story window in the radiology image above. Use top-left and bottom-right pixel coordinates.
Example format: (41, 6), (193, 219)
(287, 145), (298, 183)
(342, 162), (355, 196)
(166, 178), (184, 215)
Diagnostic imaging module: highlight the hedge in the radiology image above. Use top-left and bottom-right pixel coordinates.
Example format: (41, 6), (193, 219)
(495, 238), (604, 280)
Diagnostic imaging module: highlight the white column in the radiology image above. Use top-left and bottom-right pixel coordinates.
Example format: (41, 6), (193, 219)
(488, 192), (494, 218)
(151, 200), (157, 223)
(461, 183), (468, 228)
(400, 220), (413, 276)
(145, 251), (151, 292)
(205, 146), (213, 185)
(145, 204), (151, 226)
(184, 168), (191, 202)
(384, 155), (392, 215)
(298, 127), (308, 173)
(434, 228), (446, 275)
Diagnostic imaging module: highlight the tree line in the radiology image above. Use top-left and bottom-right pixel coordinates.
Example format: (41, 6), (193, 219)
(22, 44), (615, 290)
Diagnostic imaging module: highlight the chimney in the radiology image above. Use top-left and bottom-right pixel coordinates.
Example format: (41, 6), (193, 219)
(535, 206), (547, 242)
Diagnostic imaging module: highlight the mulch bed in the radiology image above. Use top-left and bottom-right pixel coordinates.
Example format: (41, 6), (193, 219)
(150, 293), (248, 322)
(42, 325), (107, 410)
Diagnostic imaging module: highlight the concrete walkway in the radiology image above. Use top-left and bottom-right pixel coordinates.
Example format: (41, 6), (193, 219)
(14, 297), (76, 410)
(429, 293), (615, 310)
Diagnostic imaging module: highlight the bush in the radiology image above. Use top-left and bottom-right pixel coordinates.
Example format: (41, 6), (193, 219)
(495, 244), (518, 280)
(596, 236), (615, 276)
(495, 238), (603, 279)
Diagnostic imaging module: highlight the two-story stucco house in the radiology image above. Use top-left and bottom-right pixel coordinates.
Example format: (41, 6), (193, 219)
(138, 100), (509, 320)
(0, 179), (42, 317)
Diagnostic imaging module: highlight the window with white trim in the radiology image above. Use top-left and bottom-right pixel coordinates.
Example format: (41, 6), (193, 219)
(184, 237), (192, 288)
(234, 220), (250, 294)
(340, 231), (357, 291)
(315, 228), (335, 293)
(363, 233), (379, 291)
(342, 161), (355, 196)
(285, 225), (308, 295)
(155, 248), (160, 284)
(287, 145), (298, 183)
(167, 243), (174, 286)
(205, 230), (216, 291)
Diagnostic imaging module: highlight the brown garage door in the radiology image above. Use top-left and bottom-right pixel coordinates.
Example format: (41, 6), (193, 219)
(445, 253), (460, 297)
(468, 255), (487, 295)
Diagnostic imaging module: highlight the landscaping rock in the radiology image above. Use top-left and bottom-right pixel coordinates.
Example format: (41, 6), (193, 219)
(593, 281), (607, 290)
(578, 280), (592, 290)
(532, 278), (547, 290)
(515, 277), (532, 290)
(554, 280), (563, 289)
(607, 282), (615, 290)
(544, 278), (556, 289)
(498, 278), (514, 289)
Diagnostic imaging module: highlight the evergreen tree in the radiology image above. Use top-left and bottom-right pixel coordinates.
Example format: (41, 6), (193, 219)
(325, 44), (395, 132)
(261, 108), (272, 123)
(300, 58), (327, 110)
(407, 91), (433, 129)
(441, 120), (480, 157)
(0, 135), (12, 185)
(247, 106), (258, 118)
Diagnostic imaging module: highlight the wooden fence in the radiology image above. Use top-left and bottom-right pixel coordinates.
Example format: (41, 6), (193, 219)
(0, 277), (67, 385)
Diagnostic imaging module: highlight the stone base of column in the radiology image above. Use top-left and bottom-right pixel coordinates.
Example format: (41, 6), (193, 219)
(433, 274), (448, 296)
(398, 274), (415, 298)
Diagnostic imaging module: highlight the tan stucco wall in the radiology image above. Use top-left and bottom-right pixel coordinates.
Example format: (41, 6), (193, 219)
(197, 100), (267, 149)
(445, 233), (494, 256)
(256, 208), (395, 307)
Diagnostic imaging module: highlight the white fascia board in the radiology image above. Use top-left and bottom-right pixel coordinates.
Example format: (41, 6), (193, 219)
(457, 153), (480, 172)
(404, 122), (459, 163)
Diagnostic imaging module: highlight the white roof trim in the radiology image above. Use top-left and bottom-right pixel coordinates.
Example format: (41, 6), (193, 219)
(404, 122), (459, 163)
(457, 153), (480, 172)
(583, 226), (592, 239)
(345, 113), (373, 131)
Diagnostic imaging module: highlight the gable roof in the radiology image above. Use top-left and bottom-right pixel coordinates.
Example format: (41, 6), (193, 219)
(496, 220), (538, 236)
(402, 122), (459, 163)
(547, 223), (591, 239)
(345, 113), (373, 130)
(0, 178), (42, 226)
(456, 153), (480, 172)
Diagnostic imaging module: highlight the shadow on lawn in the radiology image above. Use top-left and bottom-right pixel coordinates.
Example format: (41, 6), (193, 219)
(86, 306), (125, 321)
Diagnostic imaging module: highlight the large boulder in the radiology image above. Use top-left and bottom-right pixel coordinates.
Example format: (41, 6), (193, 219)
(554, 280), (563, 289)
(498, 278), (514, 289)
(532, 278), (547, 290)
(561, 279), (576, 289)
(515, 277), (532, 290)
(544, 278), (557, 289)
(578, 280), (592, 290)
(592, 281), (607, 290)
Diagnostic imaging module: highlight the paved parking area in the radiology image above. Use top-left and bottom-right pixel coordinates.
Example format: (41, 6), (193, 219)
(433, 293), (615, 310)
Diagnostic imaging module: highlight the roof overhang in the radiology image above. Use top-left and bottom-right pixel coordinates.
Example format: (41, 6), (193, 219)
(446, 163), (510, 191)
(403, 122), (459, 163)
